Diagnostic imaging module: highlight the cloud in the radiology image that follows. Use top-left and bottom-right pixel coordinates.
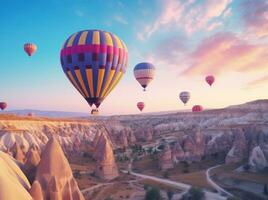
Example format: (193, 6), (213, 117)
(247, 75), (268, 87)
(114, 15), (128, 25)
(137, 0), (232, 40)
(222, 7), (232, 18)
(143, 35), (190, 75)
(240, 0), (268, 38)
(207, 22), (223, 31)
(182, 32), (268, 76)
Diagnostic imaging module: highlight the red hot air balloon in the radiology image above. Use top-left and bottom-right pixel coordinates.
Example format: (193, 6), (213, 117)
(192, 105), (203, 112)
(205, 75), (215, 86)
(137, 102), (145, 111)
(24, 43), (37, 57)
(0, 102), (7, 110)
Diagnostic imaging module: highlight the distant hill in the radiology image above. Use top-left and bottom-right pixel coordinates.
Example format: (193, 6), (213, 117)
(3, 109), (89, 118)
(2, 99), (268, 118)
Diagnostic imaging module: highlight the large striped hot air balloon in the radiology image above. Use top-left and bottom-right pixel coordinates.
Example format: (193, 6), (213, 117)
(134, 62), (155, 91)
(137, 102), (145, 111)
(0, 102), (7, 110)
(179, 91), (190, 105)
(24, 43), (37, 57)
(205, 75), (215, 86)
(60, 30), (128, 112)
(192, 105), (203, 112)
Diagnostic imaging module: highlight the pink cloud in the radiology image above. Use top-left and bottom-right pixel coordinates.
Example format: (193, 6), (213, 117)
(207, 22), (223, 31)
(247, 75), (268, 87)
(182, 32), (268, 75)
(241, 0), (268, 38)
(137, 0), (232, 40)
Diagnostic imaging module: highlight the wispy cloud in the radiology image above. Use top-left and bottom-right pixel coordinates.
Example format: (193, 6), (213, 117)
(240, 0), (268, 38)
(207, 22), (223, 31)
(247, 75), (268, 87)
(114, 15), (128, 25)
(182, 32), (268, 76)
(137, 0), (232, 40)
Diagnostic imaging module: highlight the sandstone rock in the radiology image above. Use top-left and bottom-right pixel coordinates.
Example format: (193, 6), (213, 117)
(0, 151), (32, 200)
(30, 181), (44, 200)
(24, 145), (41, 183)
(171, 141), (184, 162)
(119, 130), (129, 148)
(95, 132), (119, 180)
(129, 131), (137, 143)
(225, 129), (247, 164)
(249, 146), (268, 171)
(158, 142), (173, 170)
(10, 142), (26, 163)
(35, 137), (85, 200)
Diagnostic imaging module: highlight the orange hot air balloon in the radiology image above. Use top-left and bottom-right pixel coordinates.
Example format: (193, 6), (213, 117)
(205, 75), (215, 86)
(0, 102), (7, 110)
(192, 105), (203, 112)
(137, 102), (145, 111)
(24, 43), (37, 57)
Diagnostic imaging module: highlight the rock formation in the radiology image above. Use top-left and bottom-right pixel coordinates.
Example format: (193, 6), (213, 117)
(30, 181), (43, 200)
(24, 145), (41, 183)
(249, 146), (268, 171)
(225, 129), (247, 164)
(119, 130), (129, 148)
(144, 127), (153, 141)
(158, 142), (174, 170)
(95, 132), (119, 180)
(33, 137), (85, 200)
(10, 142), (26, 163)
(172, 141), (185, 163)
(0, 151), (32, 200)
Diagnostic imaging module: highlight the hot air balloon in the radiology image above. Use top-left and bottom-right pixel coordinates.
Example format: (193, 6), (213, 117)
(24, 43), (37, 57)
(192, 105), (203, 112)
(205, 75), (215, 86)
(134, 62), (155, 91)
(179, 91), (190, 105)
(91, 109), (99, 115)
(60, 30), (128, 113)
(137, 102), (145, 111)
(28, 112), (34, 117)
(0, 102), (7, 111)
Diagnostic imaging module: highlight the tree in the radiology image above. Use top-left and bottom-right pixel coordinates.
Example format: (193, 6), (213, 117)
(181, 187), (205, 200)
(264, 184), (268, 196)
(167, 190), (174, 200)
(145, 186), (161, 200)
(227, 197), (240, 200)
(243, 164), (250, 171)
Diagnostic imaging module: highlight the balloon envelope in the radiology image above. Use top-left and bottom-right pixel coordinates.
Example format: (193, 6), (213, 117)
(0, 102), (7, 110)
(192, 105), (203, 112)
(24, 43), (37, 56)
(179, 91), (190, 105)
(137, 102), (145, 111)
(206, 75), (215, 86)
(134, 62), (155, 90)
(60, 30), (128, 109)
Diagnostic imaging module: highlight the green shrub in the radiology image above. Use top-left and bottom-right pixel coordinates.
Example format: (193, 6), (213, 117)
(167, 190), (174, 200)
(181, 187), (205, 200)
(145, 186), (161, 200)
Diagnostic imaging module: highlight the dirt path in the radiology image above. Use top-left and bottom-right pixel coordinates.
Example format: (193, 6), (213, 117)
(206, 165), (233, 197)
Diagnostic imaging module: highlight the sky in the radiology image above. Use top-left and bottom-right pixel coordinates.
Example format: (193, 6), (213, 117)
(1, 0), (268, 115)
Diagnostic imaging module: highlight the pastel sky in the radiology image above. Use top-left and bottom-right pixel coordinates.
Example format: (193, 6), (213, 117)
(1, 0), (268, 115)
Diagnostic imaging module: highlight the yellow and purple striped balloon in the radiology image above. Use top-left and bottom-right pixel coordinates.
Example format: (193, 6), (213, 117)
(60, 30), (128, 109)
